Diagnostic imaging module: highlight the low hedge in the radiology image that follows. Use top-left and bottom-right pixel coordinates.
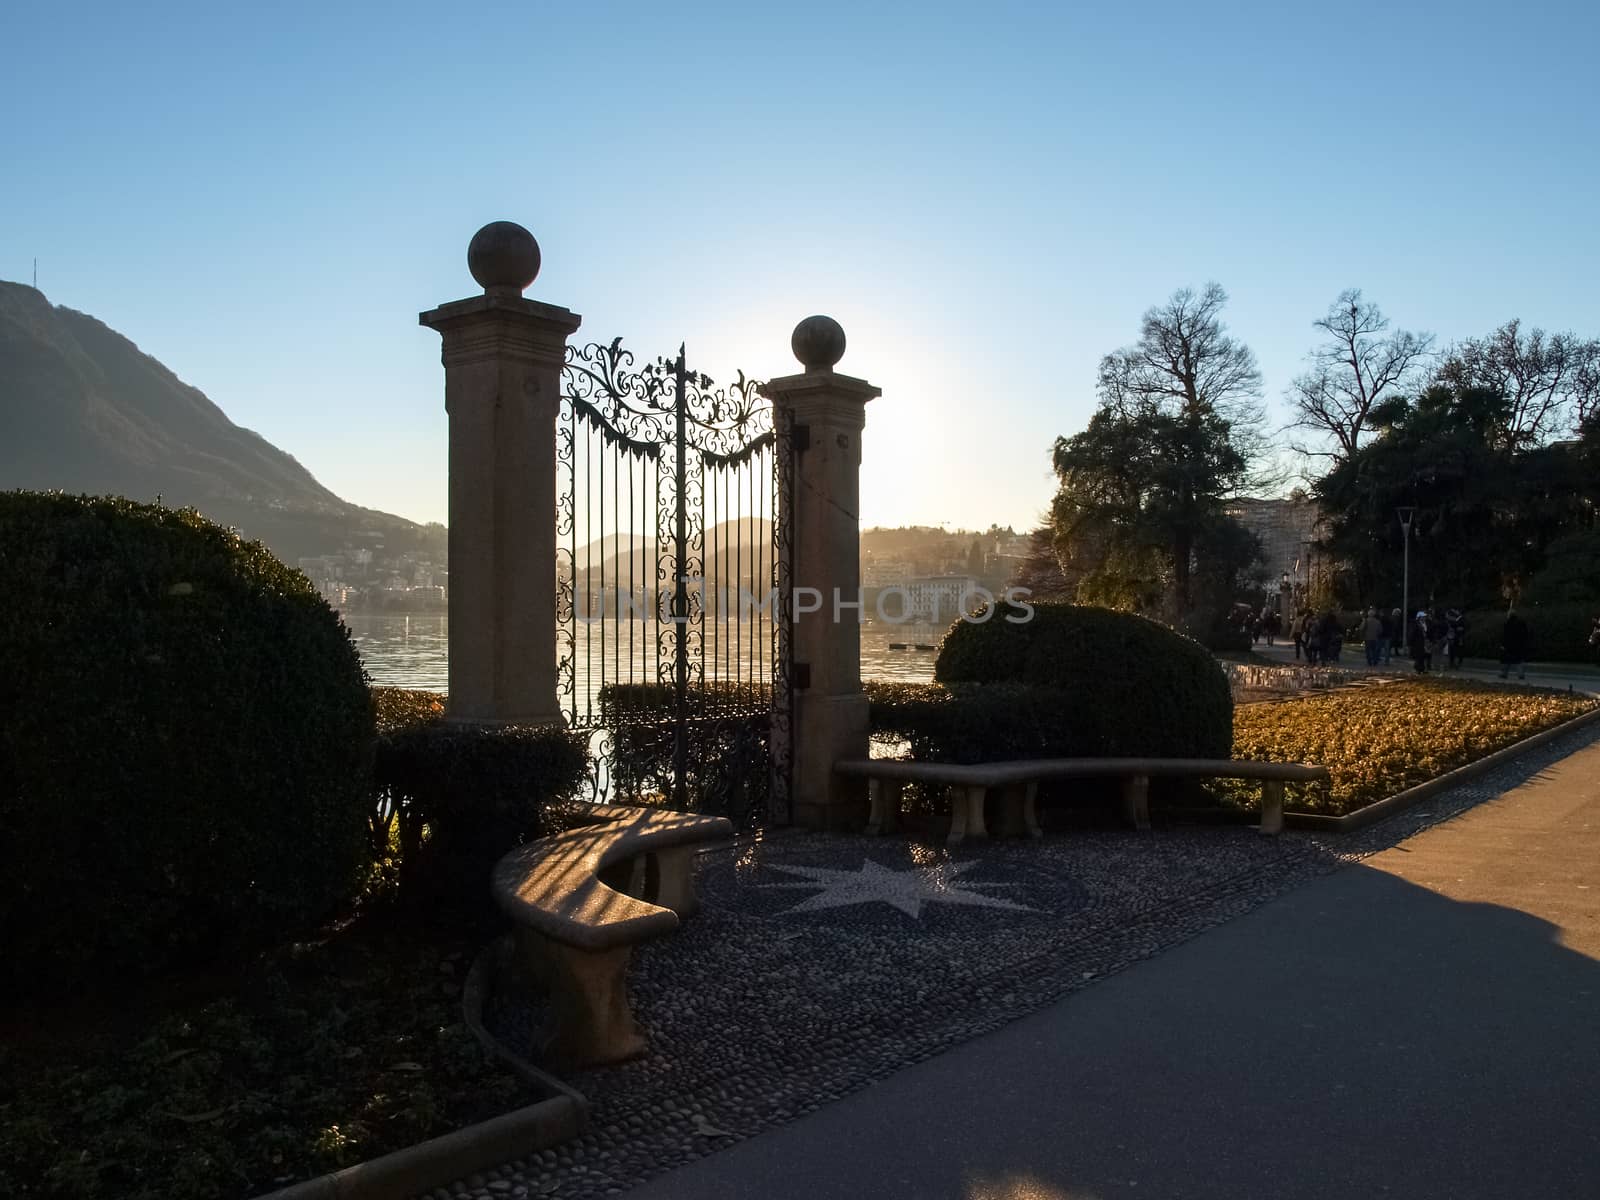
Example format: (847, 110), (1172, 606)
(866, 678), (1230, 762)
(370, 687), (590, 903)
(931, 603), (1233, 760)
(597, 682), (772, 828)
(0, 492), (374, 995)
(1229, 677), (1597, 815)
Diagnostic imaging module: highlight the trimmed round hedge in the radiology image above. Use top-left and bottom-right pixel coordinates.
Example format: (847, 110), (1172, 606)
(0, 492), (375, 993)
(929, 602), (1233, 759)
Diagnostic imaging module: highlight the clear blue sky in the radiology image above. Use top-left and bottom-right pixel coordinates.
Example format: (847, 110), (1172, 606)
(4, 0), (1597, 532)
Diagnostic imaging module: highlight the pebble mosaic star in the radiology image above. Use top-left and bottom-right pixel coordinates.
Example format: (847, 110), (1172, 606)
(760, 858), (1035, 918)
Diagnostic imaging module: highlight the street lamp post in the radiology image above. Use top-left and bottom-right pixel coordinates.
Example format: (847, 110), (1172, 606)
(1396, 507), (1416, 625)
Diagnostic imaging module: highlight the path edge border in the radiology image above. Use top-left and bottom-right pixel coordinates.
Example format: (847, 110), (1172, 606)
(249, 946), (590, 1200)
(1284, 703), (1600, 834)
(249, 1091), (585, 1200)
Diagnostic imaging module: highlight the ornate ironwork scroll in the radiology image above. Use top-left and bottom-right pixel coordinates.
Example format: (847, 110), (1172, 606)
(557, 339), (791, 828)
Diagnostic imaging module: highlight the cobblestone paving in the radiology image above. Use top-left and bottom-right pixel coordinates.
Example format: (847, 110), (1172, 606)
(430, 723), (1600, 1200)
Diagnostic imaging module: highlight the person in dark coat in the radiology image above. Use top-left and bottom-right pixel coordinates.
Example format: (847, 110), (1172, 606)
(1409, 609), (1429, 673)
(1426, 608), (1448, 672)
(1318, 610), (1341, 664)
(1386, 607), (1403, 664)
(1362, 607), (1385, 667)
(1501, 610), (1531, 680)
(1446, 608), (1467, 669)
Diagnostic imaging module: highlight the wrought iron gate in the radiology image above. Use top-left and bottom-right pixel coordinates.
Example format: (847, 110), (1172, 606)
(557, 339), (792, 828)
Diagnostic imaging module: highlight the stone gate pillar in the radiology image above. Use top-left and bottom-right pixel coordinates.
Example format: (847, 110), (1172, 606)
(419, 222), (581, 724)
(763, 317), (881, 829)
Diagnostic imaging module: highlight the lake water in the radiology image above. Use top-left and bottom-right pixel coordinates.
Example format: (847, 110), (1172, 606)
(345, 613), (939, 699)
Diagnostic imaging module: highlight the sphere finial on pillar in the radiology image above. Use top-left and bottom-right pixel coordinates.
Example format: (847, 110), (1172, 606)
(791, 315), (846, 371)
(467, 221), (541, 294)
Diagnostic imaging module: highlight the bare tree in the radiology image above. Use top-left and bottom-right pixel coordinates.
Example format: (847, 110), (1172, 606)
(1097, 283), (1264, 428)
(1287, 289), (1433, 462)
(1438, 320), (1600, 449)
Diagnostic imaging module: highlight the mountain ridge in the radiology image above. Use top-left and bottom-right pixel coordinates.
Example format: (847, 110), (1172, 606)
(0, 280), (442, 563)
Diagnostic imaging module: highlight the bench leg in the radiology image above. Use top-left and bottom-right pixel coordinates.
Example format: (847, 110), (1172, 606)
(650, 845), (700, 917)
(996, 783), (1024, 837)
(948, 784), (989, 845)
(1259, 779), (1285, 836)
(1121, 775), (1151, 831)
(510, 928), (646, 1067)
(865, 778), (903, 836)
(995, 782), (1041, 838)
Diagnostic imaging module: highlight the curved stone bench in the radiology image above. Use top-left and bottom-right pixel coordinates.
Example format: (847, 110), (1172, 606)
(835, 757), (1330, 843)
(491, 804), (733, 1067)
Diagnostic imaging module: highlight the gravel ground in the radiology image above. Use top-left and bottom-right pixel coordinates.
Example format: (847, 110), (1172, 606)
(426, 722), (1600, 1200)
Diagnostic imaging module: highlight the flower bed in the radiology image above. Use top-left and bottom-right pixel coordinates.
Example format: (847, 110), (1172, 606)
(0, 909), (540, 1200)
(1228, 678), (1597, 815)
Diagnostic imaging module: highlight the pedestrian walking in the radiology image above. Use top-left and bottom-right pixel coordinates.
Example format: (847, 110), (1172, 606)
(1445, 608), (1467, 670)
(1426, 608), (1448, 673)
(1501, 609), (1531, 681)
(1319, 609), (1341, 665)
(1409, 609), (1429, 673)
(1386, 607), (1403, 664)
(1363, 607), (1384, 667)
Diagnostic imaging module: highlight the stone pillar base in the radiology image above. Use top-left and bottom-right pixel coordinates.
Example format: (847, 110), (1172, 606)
(791, 691), (870, 831)
(793, 786), (869, 832)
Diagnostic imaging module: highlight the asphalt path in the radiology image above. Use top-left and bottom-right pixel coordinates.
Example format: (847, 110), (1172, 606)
(621, 736), (1600, 1200)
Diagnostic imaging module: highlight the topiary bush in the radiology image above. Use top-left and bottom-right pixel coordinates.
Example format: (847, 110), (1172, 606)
(0, 492), (376, 995)
(927, 602), (1233, 759)
(371, 686), (590, 904)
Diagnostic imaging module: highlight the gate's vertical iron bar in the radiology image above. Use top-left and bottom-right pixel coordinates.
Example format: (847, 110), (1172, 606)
(653, 447), (660, 683)
(583, 421), (592, 721)
(736, 457), (744, 691)
(672, 348), (689, 810)
(610, 422), (617, 690)
(628, 452), (634, 692)
(726, 463), (732, 685)
(761, 443), (770, 687)
(597, 414), (606, 715)
(698, 459), (707, 702)
(708, 450), (717, 692)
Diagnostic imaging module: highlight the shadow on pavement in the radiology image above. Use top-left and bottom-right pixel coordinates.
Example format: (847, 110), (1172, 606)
(626, 864), (1600, 1200)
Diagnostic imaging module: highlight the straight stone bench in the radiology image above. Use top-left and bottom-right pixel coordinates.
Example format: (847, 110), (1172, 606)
(835, 757), (1330, 844)
(491, 803), (733, 1067)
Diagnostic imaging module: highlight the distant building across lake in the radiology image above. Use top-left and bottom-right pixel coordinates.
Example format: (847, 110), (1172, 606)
(1226, 495), (1326, 610)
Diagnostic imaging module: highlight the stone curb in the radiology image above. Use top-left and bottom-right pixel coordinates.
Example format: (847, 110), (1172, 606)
(249, 1092), (585, 1200)
(461, 937), (588, 1106)
(1285, 703), (1600, 834)
(249, 948), (590, 1200)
